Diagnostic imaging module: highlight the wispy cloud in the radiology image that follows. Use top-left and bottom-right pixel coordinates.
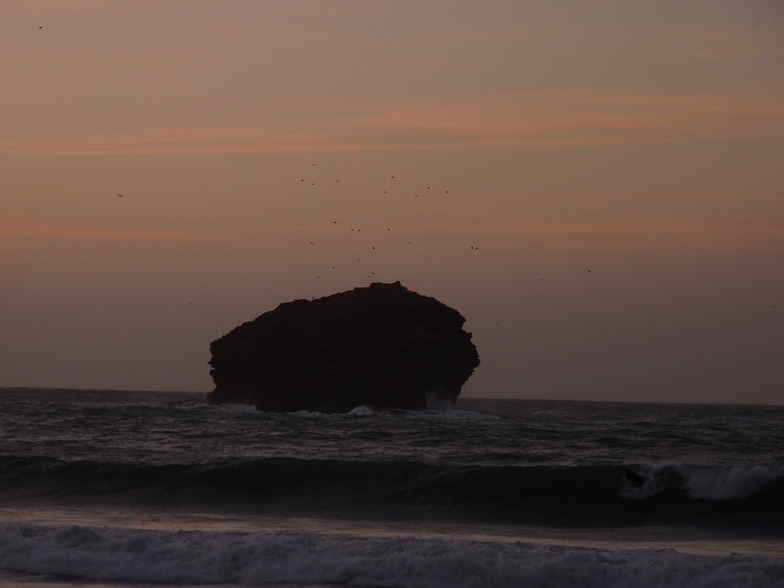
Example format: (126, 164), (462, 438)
(482, 219), (784, 250)
(2, 89), (781, 155)
(0, 214), (229, 241)
(0, 129), (333, 156)
(350, 89), (784, 149)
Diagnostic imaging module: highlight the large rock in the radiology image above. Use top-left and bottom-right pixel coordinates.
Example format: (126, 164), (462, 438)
(207, 281), (480, 412)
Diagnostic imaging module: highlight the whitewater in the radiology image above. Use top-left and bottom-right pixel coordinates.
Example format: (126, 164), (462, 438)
(0, 388), (782, 587)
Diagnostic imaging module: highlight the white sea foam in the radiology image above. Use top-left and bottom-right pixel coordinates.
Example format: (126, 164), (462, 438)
(679, 465), (779, 500)
(1, 523), (782, 588)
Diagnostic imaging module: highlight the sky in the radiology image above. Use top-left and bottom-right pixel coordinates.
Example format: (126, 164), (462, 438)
(1, 1), (783, 404)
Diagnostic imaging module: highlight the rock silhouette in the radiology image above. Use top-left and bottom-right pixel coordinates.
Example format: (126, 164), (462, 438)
(207, 281), (480, 412)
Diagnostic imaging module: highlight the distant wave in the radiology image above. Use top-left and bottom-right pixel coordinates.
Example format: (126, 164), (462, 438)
(2, 455), (782, 534)
(1, 522), (783, 588)
(345, 405), (500, 420)
(181, 400), (502, 420)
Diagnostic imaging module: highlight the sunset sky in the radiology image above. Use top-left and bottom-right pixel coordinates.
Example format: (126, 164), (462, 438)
(2, 1), (783, 404)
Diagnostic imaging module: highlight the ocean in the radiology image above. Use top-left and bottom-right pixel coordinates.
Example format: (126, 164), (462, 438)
(0, 388), (782, 587)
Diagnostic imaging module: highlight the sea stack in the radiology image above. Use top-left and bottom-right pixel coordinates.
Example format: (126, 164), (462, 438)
(207, 281), (480, 413)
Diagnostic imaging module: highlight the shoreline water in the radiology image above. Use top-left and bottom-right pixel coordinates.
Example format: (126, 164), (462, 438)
(2, 516), (783, 588)
(1, 389), (783, 587)
(2, 504), (782, 559)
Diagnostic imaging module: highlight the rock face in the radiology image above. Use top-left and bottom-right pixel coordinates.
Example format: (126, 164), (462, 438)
(207, 281), (480, 413)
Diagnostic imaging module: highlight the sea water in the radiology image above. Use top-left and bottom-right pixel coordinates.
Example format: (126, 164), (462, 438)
(0, 388), (782, 587)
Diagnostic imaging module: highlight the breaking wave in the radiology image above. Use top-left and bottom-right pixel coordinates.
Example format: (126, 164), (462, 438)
(2, 455), (782, 534)
(1, 523), (783, 588)
(620, 463), (782, 501)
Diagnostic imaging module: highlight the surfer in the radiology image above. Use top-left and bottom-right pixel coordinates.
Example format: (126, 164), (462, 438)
(622, 467), (646, 488)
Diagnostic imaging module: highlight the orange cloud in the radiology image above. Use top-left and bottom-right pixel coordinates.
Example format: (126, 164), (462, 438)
(0, 129), (335, 156)
(494, 219), (784, 250)
(351, 89), (784, 148)
(0, 214), (229, 241)
(1, 89), (781, 155)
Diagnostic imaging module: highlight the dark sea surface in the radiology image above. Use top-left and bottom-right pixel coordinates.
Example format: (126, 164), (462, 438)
(0, 388), (783, 587)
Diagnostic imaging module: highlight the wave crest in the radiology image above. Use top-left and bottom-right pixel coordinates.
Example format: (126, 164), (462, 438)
(621, 464), (782, 501)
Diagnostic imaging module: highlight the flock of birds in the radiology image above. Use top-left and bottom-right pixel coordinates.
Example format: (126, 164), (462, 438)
(106, 162), (779, 367)
(107, 164), (604, 290)
(293, 163), (482, 283)
(107, 161), (482, 284)
(107, 163), (484, 298)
